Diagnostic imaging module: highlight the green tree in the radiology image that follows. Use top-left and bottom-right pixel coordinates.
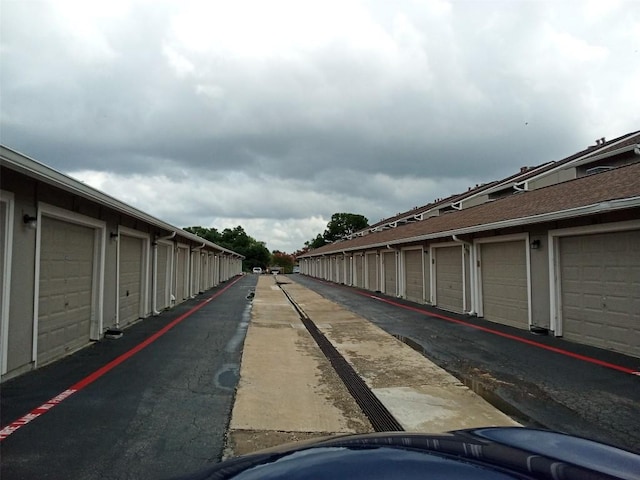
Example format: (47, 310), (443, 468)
(302, 212), (369, 251)
(183, 226), (221, 243)
(271, 250), (295, 273)
(183, 225), (271, 271)
(243, 241), (271, 271)
(323, 213), (369, 242)
(306, 233), (327, 249)
(220, 225), (251, 250)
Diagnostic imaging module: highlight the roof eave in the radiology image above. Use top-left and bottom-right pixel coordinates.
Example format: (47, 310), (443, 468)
(571, 144), (640, 168)
(300, 196), (640, 256)
(1, 145), (244, 258)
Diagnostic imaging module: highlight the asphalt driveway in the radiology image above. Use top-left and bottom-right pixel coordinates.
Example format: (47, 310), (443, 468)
(1, 275), (255, 480)
(291, 275), (640, 452)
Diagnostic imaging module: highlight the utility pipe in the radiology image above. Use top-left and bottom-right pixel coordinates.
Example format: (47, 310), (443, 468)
(157, 231), (176, 241)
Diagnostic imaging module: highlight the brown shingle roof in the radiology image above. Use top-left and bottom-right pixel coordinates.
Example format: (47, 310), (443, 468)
(302, 161), (640, 256)
(581, 130), (640, 159)
(514, 130), (640, 184)
(357, 132), (639, 236)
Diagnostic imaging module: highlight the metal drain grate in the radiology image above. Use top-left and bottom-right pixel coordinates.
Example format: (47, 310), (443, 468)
(279, 287), (404, 432)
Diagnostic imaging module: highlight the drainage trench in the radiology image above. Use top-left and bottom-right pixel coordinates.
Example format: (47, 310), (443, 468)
(277, 284), (404, 432)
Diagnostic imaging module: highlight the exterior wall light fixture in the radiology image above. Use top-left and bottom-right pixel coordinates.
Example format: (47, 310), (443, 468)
(23, 214), (37, 229)
(530, 239), (541, 250)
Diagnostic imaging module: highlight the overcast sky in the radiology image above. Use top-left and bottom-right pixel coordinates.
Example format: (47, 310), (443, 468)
(2, 1), (638, 252)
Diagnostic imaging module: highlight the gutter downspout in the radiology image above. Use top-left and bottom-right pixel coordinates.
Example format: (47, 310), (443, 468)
(158, 231), (177, 241)
(105, 230), (124, 338)
(452, 234), (476, 315)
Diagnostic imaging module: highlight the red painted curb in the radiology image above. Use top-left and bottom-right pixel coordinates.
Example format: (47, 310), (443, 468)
(0, 276), (243, 441)
(358, 291), (638, 376)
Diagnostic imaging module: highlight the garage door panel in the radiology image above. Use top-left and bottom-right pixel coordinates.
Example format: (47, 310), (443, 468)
(480, 241), (528, 329)
(560, 230), (640, 357)
(355, 255), (364, 287)
(38, 217), (94, 365)
(603, 266), (628, 283)
(383, 252), (396, 295)
(367, 254), (377, 291)
(119, 235), (143, 326)
(435, 246), (463, 313)
(176, 248), (187, 302)
(404, 250), (423, 303)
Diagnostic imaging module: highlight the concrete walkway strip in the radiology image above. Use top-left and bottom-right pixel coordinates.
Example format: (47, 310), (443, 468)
(225, 276), (373, 457)
(226, 275), (518, 457)
(281, 280), (520, 433)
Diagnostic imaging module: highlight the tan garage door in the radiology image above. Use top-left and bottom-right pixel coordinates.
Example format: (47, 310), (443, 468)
(404, 250), (423, 303)
(345, 257), (352, 285)
(559, 230), (640, 357)
(355, 255), (364, 287)
(435, 246), (463, 313)
(119, 235), (143, 326)
(38, 217), (94, 365)
(156, 243), (171, 311)
(329, 257), (336, 282)
(175, 247), (188, 302)
(383, 251), (396, 296)
(366, 253), (378, 291)
(481, 241), (529, 329)
(199, 253), (207, 292)
(424, 250), (432, 304)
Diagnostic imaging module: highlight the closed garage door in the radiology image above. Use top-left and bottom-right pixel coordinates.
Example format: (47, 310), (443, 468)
(38, 217), (94, 365)
(336, 256), (343, 283)
(404, 249), (423, 303)
(366, 253), (377, 291)
(345, 256), (352, 285)
(175, 246), (188, 302)
(355, 255), (364, 287)
(559, 230), (640, 357)
(199, 253), (208, 292)
(424, 250), (432, 304)
(120, 235), (144, 326)
(383, 251), (396, 296)
(481, 241), (529, 329)
(156, 243), (171, 311)
(435, 246), (463, 313)
(330, 257), (337, 282)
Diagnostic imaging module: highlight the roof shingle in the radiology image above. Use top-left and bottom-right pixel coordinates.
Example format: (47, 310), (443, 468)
(302, 161), (640, 256)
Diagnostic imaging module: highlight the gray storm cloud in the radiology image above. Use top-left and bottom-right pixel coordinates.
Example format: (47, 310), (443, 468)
(1, 0), (638, 251)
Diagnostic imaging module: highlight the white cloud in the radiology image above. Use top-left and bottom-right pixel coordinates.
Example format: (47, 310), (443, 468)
(48, 0), (129, 63)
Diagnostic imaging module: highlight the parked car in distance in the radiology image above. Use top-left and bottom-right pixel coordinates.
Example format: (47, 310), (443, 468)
(252, 267), (262, 274)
